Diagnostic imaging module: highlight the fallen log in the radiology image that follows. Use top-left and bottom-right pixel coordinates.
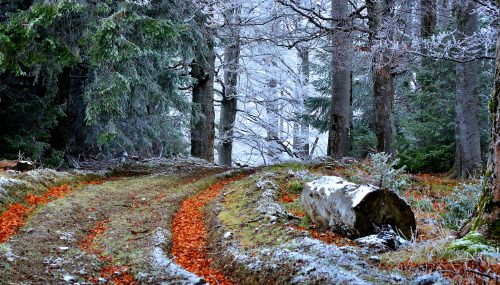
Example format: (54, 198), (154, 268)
(301, 176), (416, 239)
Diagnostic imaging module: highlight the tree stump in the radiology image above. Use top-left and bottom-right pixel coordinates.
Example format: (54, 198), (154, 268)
(14, 161), (35, 172)
(301, 176), (416, 239)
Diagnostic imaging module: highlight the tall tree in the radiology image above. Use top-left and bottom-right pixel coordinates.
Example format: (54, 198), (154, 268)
(191, 8), (216, 162)
(327, 0), (352, 158)
(293, 47), (310, 158)
(191, 51), (216, 162)
(298, 47), (310, 158)
(454, 0), (482, 178)
(460, 25), (500, 241)
(218, 3), (241, 166)
(367, 0), (396, 155)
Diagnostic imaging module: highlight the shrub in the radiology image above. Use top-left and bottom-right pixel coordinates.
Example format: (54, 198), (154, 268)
(442, 180), (482, 230)
(367, 152), (409, 194)
(288, 181), (305, 194)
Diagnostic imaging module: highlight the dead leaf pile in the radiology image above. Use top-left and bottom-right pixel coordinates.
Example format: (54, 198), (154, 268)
(172, 176), (244, 285)
(0, 184), (74, 243)
(0, 203), (31, 242)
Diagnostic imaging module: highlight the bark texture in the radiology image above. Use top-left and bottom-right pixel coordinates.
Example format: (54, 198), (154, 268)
(301, 176), (416, 239)
(367, 0), (396, 155)
(266, 79), (280, 162)
(328, 0), (352, 158)
(454, 1), (481, 178)
(218, 5), (241, 167)
(191, 49), (216, 162)
(293, 47), (310, 159)
(460, 25), (500, 241)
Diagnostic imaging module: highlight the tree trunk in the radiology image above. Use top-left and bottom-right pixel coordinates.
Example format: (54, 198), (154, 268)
(459, 24), (500, 241)
(266, 79), (280, 162)
(454, 1), (481, 178)
(218, 4), (241, 167)
(293, 47), (310, 159)
(328, 0), (352, 159)
(367, 0), (396, 156)
(420, 0), (436, 52)
(301, 176), (416, 239)
(191, 49), (216, 162)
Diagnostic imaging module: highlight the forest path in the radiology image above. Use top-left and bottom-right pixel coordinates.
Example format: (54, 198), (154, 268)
(171, 173), (248, 285)
(0, 165), (229, 284)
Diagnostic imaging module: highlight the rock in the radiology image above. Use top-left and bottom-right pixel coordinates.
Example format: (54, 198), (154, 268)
(355, 225), (408, 253)
(57, 246), (70, 252)
(62, 275), (75, 282)
(411, 272), (450, 285)
(301, 176), (416, 239)
(223, 231), (233, 239)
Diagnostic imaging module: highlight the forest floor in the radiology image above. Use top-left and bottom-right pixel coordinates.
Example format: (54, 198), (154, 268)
(0, 157), (498, 284)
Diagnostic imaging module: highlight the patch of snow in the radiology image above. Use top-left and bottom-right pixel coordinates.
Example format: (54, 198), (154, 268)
(221, 232), (393, 284)
(255, 175), (286, 217)
(305, 176), (377, 206)
(62, 275), (75, 282)
(58, 231), (76, 242)
(355, 226), (408, 253)
(150, 229), (206, 285)
(411, 272), (450, 285)
(0, 176), (24, 197)
(307, 176), (355, 198)
(287, 169), (315, 180)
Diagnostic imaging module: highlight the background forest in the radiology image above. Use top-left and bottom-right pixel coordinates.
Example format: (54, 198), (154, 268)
(0, 0), (498, 179)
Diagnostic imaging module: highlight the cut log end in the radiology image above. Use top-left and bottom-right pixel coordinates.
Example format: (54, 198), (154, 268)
(354, 189), (416, 239)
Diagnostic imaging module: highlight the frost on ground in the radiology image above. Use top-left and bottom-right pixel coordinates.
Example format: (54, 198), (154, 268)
(0, 176), (25, 199)
(218, 217), (401, 284)
(354, 226), (409, 253)
(255, 173), (287, 218)
(150, 228), (206, 284)
(211, 171), (407, 284)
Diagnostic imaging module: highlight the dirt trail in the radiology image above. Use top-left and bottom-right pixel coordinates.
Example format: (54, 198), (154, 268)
(172, 174), (246, 285)
(0, 166), (226, 284)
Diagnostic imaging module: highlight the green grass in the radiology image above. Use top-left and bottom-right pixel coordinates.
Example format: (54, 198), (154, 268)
(218, 173), (292, 249)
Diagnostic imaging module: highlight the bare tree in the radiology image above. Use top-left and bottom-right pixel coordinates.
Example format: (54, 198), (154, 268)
(218, 2), (242, 166)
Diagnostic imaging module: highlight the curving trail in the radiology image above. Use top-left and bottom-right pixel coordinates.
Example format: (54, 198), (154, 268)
(0, 165), (227, 284)
(172, 175), (245, 285)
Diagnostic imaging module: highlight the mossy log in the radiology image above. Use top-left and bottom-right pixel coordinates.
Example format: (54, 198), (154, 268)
(301, 176), (416, 239)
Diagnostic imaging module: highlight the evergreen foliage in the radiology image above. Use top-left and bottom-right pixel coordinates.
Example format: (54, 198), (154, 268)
(396, 59), (456, 173)
(0, 0), (208, 164)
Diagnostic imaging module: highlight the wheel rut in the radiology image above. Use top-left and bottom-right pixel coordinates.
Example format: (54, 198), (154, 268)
(172, 173), (247, 285)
